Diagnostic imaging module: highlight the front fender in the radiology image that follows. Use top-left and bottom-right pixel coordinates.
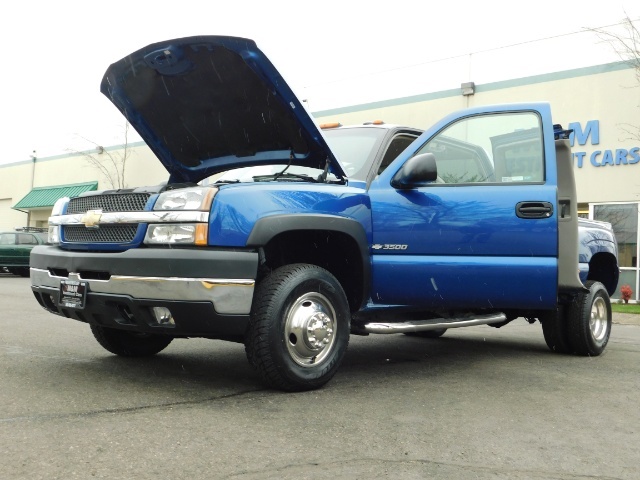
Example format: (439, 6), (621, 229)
(208, 183), (371, 246)
(246, 213), (372, 304)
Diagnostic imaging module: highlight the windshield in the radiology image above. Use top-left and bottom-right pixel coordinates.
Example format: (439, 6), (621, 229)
(322, 127), (386, 179)
(206, 127), (387, 184)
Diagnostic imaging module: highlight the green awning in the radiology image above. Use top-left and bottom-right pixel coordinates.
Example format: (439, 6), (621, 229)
(12, 182), (98, 210)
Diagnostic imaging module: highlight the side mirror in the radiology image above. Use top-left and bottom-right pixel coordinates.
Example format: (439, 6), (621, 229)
(391, 153), (438, 189)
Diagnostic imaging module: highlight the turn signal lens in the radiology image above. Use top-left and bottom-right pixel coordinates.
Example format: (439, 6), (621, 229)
(195, 224), (208, 246)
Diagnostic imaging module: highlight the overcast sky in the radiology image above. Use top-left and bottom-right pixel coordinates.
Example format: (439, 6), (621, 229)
(1, 0), (638, 165)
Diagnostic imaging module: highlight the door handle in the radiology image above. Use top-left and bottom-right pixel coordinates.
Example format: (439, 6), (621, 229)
(516, 201), (554, 219)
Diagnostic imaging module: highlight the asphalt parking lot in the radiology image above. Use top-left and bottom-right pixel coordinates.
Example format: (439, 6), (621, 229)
(1, 273), (639, 480)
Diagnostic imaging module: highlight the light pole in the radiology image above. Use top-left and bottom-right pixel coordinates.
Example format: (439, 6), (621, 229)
(28, 150), (36, 227)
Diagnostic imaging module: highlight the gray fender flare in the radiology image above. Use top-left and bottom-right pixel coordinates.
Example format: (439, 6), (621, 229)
(246, 214), (371, 309)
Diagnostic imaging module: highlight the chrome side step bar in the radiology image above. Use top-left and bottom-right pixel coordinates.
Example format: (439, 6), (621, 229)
(362, 313), (507, 334)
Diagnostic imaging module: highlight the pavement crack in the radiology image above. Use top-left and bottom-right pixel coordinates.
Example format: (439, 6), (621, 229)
(0, 388), (266, 424)
(220, 457), (628, 480)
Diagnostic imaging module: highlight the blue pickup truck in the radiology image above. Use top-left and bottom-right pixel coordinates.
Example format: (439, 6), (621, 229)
(30, 36), (619, 391)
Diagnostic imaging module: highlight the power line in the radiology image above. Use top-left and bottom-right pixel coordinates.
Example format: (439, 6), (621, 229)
(303, 18), (640, 89)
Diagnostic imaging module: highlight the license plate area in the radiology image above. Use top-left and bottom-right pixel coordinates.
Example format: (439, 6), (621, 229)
(59, 280), (88, 309)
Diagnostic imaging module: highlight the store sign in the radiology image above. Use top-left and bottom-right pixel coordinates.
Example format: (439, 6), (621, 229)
(569, 120), (640, 168)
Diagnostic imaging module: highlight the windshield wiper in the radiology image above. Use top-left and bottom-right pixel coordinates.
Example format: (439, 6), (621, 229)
(273, 149), (295, 181)
(213, 179), (240, 184)
(253, 172), (319, 183)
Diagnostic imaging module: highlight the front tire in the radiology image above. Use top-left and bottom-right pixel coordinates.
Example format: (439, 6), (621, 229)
(245, 264), (350, 392)
(7, 267), (30, 277)
(90, 325), (173, 357)
(566, 280), (612, 356)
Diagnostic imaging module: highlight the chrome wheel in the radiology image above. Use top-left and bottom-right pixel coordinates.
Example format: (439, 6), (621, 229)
(284, 292), (337, 367)
(567, 280), (611, 356)
(590, 296), (609, 343)
(246, 263), (350, 391)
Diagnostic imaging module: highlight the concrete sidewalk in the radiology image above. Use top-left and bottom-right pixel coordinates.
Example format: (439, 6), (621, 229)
(614, 312), (640, 326)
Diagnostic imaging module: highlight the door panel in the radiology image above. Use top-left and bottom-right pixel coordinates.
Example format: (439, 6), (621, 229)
(371, 254), (557, 309)
(370, 184), (557, 308)
(369, 104), (559, 310)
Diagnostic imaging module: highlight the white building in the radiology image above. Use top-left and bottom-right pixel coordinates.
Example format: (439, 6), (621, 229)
(1, 60), (638, 299)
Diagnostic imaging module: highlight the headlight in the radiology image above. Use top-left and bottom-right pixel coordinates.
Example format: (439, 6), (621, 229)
(144, 224), (208, 245)
(51, 197), (70, 216)
(154, 187), (217, 211)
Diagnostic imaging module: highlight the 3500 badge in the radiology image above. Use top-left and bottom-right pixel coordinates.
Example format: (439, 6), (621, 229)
(371, 244), (408, 250)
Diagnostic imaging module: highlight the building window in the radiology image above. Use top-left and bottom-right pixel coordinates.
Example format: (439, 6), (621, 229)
(592, 202), (639, 301)
(578, 203), (589, 219)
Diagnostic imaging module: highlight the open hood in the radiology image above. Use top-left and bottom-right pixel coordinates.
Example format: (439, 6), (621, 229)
(101, 36), (346, 183)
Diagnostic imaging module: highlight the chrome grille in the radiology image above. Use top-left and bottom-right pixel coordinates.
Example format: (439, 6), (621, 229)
(63, 225), (139, 243)
(67, 193), (151, 214)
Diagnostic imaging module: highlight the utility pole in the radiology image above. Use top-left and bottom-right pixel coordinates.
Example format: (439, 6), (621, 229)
(28, 150), (36, 227)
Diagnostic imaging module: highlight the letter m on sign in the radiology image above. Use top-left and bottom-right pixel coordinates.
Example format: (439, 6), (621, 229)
(568, 120), (600, 147)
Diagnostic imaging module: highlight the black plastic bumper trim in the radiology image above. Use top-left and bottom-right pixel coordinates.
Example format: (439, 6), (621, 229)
(32, 286), (250, 340)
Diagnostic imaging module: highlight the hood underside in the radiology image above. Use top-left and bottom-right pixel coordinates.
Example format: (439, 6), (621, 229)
(101, 36), (345, 183)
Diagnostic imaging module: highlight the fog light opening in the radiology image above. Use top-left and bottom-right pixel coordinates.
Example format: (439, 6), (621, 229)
(152, 307), (175, 327)
(41, 293), (57, 310)
(116, 305), (136, 324)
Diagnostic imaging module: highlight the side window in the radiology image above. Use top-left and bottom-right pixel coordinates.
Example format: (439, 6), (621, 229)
(377, 134), (418, 175)
(416, 112), (544, 185)
(18, 234), (38, 245)
(0, 234), (16, 245)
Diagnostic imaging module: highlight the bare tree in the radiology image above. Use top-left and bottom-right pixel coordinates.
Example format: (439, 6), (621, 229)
(592, 14), (640, 142)
(71, 122), (133, 189)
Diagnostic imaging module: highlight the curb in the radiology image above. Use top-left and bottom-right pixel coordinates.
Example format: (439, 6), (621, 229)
(613, 313), (640, 326)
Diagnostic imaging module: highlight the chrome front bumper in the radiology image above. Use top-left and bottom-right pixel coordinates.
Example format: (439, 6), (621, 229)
(30, 268), (255, 315)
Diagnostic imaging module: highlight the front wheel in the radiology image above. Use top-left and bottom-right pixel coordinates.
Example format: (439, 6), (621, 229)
(566, 280), (612, 356)
(90, 325), (173, 357)
(7, 267), (30, 277)
(245, 264), (350, 391)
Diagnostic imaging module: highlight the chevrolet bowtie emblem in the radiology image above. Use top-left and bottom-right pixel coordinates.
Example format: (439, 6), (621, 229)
(81, 209), (103, 228)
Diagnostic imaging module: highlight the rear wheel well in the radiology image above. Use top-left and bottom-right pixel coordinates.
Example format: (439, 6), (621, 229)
(586, 252), (619, 296)
(259, 230), (365, 313)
